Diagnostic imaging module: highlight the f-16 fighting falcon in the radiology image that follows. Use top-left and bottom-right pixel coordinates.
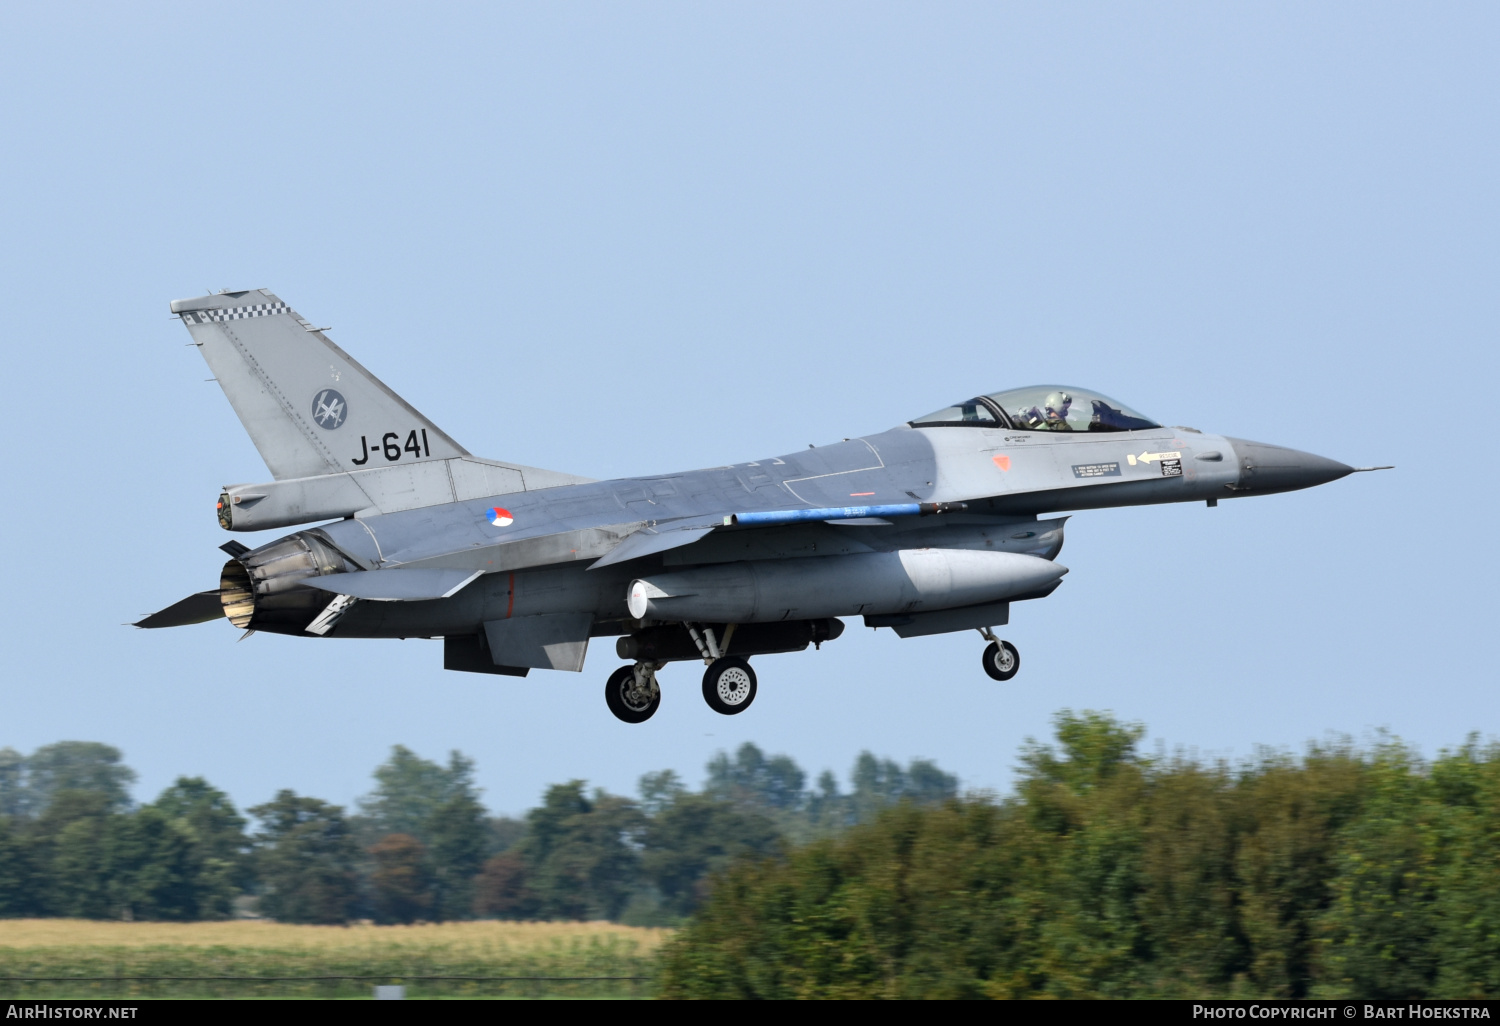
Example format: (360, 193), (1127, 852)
(139, 290), (1389, 722)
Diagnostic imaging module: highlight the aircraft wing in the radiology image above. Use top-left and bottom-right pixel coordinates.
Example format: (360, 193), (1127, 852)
(586, 503), (969, 571)
(588, 516), (723, 569)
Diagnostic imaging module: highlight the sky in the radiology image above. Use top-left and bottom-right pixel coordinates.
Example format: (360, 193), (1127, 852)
(0, 2), (1495, 817)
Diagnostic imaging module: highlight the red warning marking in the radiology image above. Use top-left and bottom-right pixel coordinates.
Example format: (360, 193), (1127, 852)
(992, 455), (1011, 471)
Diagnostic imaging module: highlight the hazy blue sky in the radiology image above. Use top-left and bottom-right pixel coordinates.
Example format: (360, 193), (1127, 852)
(1, 3), (1495, 816)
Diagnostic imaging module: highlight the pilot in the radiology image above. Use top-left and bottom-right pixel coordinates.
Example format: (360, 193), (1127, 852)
(1019, 391), (1075, 430)
(1040, 391), (1074, 430)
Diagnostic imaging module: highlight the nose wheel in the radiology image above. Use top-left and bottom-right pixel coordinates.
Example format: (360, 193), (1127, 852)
(979, 629), (1019, 682)
(702, 656), (757, 715)
(605, 662), (661, 723)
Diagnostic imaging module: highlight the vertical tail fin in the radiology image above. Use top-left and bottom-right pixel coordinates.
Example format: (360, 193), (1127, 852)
(171, 289), (467, 481)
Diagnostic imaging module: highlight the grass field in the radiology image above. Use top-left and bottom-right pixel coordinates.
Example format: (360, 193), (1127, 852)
(0, 920), (668, 999)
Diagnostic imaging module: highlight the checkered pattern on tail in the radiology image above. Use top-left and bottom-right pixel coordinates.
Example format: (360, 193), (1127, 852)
(183, 302), (290, 324)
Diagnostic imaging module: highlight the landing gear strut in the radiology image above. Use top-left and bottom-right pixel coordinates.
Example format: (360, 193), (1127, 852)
(702, 656), (757, 715)
(978, 627), (1019, 682)
(605, 662), (662, 723)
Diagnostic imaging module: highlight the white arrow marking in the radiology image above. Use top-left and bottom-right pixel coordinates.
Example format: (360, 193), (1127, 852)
(1127, 450), (1181, 466)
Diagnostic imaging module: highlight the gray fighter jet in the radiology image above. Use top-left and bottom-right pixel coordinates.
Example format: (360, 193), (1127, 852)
(139, 290), (1388, 722)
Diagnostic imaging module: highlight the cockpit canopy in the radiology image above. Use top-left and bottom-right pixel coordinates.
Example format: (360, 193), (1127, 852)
(910, 385), (1160, 433)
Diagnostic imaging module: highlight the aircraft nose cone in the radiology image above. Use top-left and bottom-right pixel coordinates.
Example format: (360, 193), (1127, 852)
(1225, 438), (1354, 495)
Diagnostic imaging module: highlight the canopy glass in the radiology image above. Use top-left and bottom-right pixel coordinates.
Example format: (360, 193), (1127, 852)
(911, 386), (1160, 433)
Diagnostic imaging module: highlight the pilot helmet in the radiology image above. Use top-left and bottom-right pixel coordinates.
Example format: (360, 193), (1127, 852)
(1043, 390), (1073, 418)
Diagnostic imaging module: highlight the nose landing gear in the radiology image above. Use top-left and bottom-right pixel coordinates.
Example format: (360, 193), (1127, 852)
(605, 661), (662, 723)
(702, 656), (757, 715)
(978, 627), (1019, 682)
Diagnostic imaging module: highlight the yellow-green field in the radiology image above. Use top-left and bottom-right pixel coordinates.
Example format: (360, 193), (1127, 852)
(0, 920), (668, 999)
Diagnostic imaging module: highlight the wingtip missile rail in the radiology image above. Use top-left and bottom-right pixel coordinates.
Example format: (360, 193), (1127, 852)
(724, 502), (968, 527)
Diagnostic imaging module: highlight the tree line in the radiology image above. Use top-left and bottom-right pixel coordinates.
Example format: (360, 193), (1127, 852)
(658, 711), (1500, 1000)
(0, 740), (956, 925)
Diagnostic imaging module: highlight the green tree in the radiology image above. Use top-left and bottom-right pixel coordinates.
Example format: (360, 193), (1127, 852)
(803, 770), (847, 833)
(25, 742), (136, 814)
(487, 816), (526, 854)
(34, 790), (116, 917)
(14, 783), (233, 922)
(640, 792), (780, 918)
(906, 759), (960, 803)
(989, 710), (1152, 997)
(358, 746), (488, 920)
(426, 792), (487, 920)
(1429, 740), (1500, 997)
(707, 743), (807, 811)
(1019, 710), (1146, 796)
(638, 769), (686, 816)
(360, 746), (478, 839)
(149, 777), (250, 919)
(0, 749), (23, 818)
(1027, 762), (1150, 996)
(656, 713), (1172, 997)
(848, 752), (959, 824)
(1233, 745), (1366, 997)
(660, 800), (1027, 998)
(0, 816), (38, 917)
(1314, 739), (1438, 998)
(1134, 760), (1246, 993)
(473, 852), (537, 919)
(250, 790), (359, 924)
(660, 713), (1423, 999)
(518, 782), (643, 921)
(105, 806), (199, 921)
(849, 752), (908, 824)
(369, 833), (432, 924)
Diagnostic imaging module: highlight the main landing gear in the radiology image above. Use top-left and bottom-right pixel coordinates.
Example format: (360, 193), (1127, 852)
(702, 656), (757, 715)
(605, 662), (661, 723)
(978, 626), (1020, 682)
(604, 655), (760, 723)
(605, 623), (762, 722)
(687, 622), (757, 716)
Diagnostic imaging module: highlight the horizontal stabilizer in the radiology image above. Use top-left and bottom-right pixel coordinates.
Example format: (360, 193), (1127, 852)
(303, 568), (482, 602)
(135, 591), (223, 629)
(588, 520), (718, 570)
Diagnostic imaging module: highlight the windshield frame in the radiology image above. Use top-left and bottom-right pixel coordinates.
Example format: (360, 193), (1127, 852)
(906, 395), (1014, 430)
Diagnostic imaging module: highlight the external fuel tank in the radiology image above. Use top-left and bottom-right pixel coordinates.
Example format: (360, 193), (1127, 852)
(627, 548), (1067, 623)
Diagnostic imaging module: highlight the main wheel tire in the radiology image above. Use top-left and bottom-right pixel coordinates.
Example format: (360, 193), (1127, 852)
(605, 664), (660, 723)
(982, 640), (1020, 681)
(702, 656), (757, 715)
